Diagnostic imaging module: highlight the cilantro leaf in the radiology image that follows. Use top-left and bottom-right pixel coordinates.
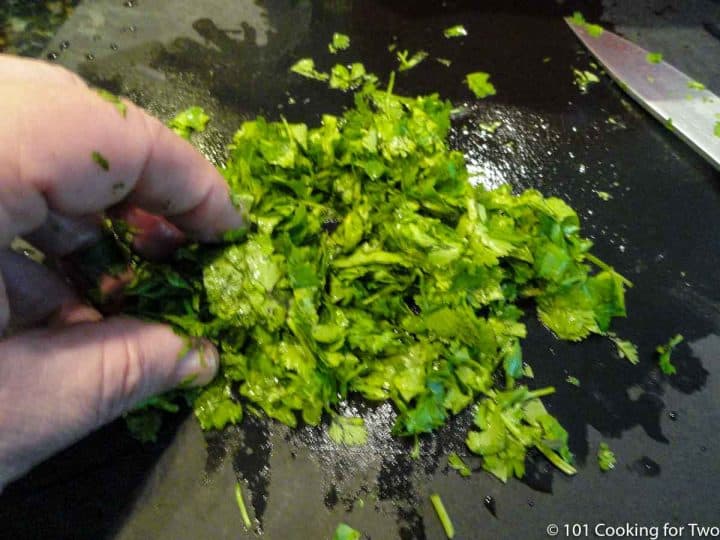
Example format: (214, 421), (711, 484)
(573, 69), (600, 93)
(290, 58), (329, 81)
(608, 333), (639, 365)
(646, 52), (663, 64)
(443, 25), (467, 38)
(328, 416), (368, 446)
(465, 71), (496, 98)
(656, 334), (684, 375)
(397, 49), (428, 71)
(688, 80), (706, 90)
(329, 32), (350, 54)
(333, 523), (361, 540)
(169, 106), (210, 139)
(447, 452), (471, 477)
(567, 11), (603, 37)
(597, 442), (616, 471)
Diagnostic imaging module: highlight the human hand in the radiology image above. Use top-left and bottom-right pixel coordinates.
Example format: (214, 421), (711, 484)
(0, 55), (244, 491)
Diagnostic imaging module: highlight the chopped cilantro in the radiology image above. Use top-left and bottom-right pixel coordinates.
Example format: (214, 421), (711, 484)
(234, 482), (252, 529)
(447, 452), (471, 477)
(290, 57), (329, 81)
(329, 63), (374, 91)
(608, 333), (639, 365)
(443, 25), (467, 38)
(465, 71), (496, 98)
(92, 151), (109, 171)
(566, 375), (580, 387)
(597, 442), (616, 471)
(573, 69), (600, 94)
(96, 88), (127, 117)
(430, 494), (455, 539)
(714, 121), (720, 138)
(436, 57), (452, 67)
(593, 190), (612, 201)
(646, 52), (663, 64)
(657, 334), (684, 375)
(567, 11), (604, 37)
(665, 117), (674, 131)
(329, 32), (350, 53)
(169, 106), (210, 140)
(688, 80), (706, 91)
(397, 49), (428, 71)
(333, 523), (361, 540)
(478, 120), (502, 134)
(542, 56), (552, 63)
(328, 416), (368, 446)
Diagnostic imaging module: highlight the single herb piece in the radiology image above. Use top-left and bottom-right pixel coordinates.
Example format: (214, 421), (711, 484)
(430, 494), (455, 539)
(169, 106), (210, 140)
(478, 120), (502, 134)
(608, 333), (639, 365)
(566, 375), (580, 387)
(329, 32), (350, 53)
(443, 25), (467, 38)
(447, 452), (471, 477)
(96, 88), (127, 117)
(333, 523), (361, 540)
(436, 57), (452, 67)
(92, 151), (109, 171)
(688, 80), (706, 90)
(597, 442), (616, 471)
(542, 56), (552, 63)
(290, 58), (329, 81)
(329, 63), (374, 91)
(234, 482), (252, 529)
(465, 71), (496, 98)
(573, 69), (600, 93)
(397, 49), (428, 71)
(328, 415), (368, 446)
(714, 121), (720, 138)
(646, 52), (663, 64)
(593, 190), (612, 201)
(568, 11), (604, 37)
(657, 334), (684, 375)
(665, 117), (674, 131)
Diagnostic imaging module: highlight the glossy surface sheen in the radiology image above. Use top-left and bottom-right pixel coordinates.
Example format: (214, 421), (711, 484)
(567, 19), (720, 171)
(1, 1), (719, 539)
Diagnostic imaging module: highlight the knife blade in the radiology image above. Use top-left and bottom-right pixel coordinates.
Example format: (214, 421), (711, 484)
(566, 19), (720, 171)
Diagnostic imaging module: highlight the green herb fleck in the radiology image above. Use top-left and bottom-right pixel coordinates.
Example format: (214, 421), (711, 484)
(657, 334), (684, 375)
(333, 523), (361, 540)
(608, 333), (639, 365)
(542, 56), (552, 63)
(646, 52), (663, 64)
(447, 452), (471, 477)
(593, 190), (612, 201)
(568, 11), (604, 37)
(597, 442), (616, 471)
(430, 493), (455, 539)
(329, 32), (350, 54)
(290, 57), (329, 81)
(665, 117), (674, 131)
(714, 121), (720, 138)
(688, 80), (706, 91)
(234, 482), (252, 529)
(436, 57), (452, 67)
(328, 416), (368, 446)
(169, 106), (210, 140)
(478, 120), (503, 134)
(566, 375), (581, 387)
(573, 69), (600, 93)
(465, 71), (496, 98)
(92, 151), (109, 171)
(96, 88), (127, 117)
(443, 25), (467, 38)
(397, 49), (428, 71)
(329, 63), (374, 91)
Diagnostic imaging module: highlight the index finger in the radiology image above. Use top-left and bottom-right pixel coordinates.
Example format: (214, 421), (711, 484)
(0, 64), (244, 247)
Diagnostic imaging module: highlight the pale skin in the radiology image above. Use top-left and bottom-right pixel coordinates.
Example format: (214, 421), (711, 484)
(0, 55), (245, 491)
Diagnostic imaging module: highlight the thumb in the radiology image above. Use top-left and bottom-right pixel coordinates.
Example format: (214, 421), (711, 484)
(0, 317), (218, 489)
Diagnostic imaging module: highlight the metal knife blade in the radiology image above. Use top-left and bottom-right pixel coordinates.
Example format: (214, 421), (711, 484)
(566, 19), (720, 171)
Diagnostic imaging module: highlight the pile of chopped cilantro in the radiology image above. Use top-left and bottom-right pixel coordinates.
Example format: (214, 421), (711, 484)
(82, 56), (630, 482)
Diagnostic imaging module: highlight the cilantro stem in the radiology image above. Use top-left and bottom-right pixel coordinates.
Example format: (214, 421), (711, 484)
(234, 482), (252, 529)
(527, 386), (555, 399)
(584, 253), (634, 288)
(430, 493), (455, 539)
(535, 442), (577, 475)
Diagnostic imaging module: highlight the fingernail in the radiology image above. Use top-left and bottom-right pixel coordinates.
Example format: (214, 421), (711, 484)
(175, 338), (219, 387)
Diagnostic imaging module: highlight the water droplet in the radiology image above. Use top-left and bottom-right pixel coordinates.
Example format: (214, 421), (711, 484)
(483, 495), (497, 517)
(668, 411), (678, 421)
(46, 51), (59, 60)
(631, 456), (661, 477)
(700, 445), (707, 452)
(59, 40), (70, 50)
(123, 0), (137, 6)
(110, 43), (119, 51)
(619, 245), (626, 253)
(85, 53), (96, 61)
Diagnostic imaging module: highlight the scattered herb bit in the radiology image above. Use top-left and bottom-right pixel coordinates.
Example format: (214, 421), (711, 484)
(430, 494), (455, 539)
(465, 71), (496, 98)
(333, 523), (361, 540)
(523, 363), (535, 379)
(96, 88), (127, 117)
(646, 75), (655, 84)
(665, 117), (674, 131)
(573, 69), (600, 94)
(329, 32), (350, 53)
(568, 11), (604, 37)
(330, 63), (370, 90)
(592, 190), (612, 201)
(290, 57), (329, 81)
(714, 121), (720, 138)
(466, 387), (576, 482)
(387, 43), (397, 52)
(193, 380), (243, 430)
(410, 437), (421, 460)
(92, 151), (109, 171)
(397, 49), (428, 71)
(436, 57), (452, 67)
(608, 333), (639, 365)
(234, 482), (252, 529)
(447, 452), (471, 477)
(169, 106), (210, 140)
(657, 334), (684, 375)
(542, 56), (552, 63)
(443, 25), (467, 38)
(646, 52), (663, 64)
(328, 416), (368, 446)
(585, 24), (604, 38)
(597, 442), (616, 471)
(688, 80), (706, 90)
(566, 375), (580, 387)
(478, 120), (502, 134)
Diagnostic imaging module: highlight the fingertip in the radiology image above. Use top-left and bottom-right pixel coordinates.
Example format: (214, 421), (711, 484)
(174, 338), (219, 387)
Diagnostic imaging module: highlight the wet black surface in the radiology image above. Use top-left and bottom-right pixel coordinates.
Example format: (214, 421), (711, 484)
(2, 1), (720, 539)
